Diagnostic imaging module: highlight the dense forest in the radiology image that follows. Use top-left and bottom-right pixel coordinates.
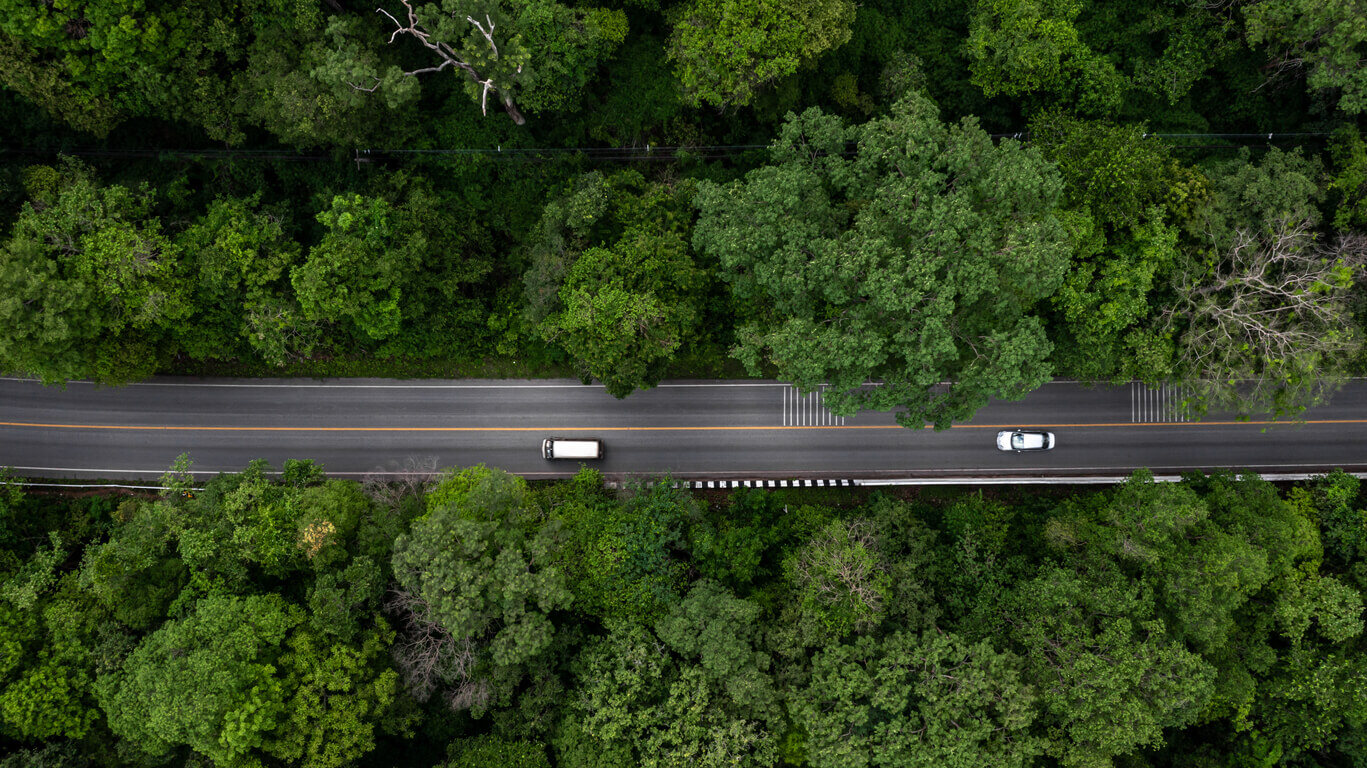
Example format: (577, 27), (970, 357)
(0, 462), (1365, 767)
(2, 0), (1367, 424)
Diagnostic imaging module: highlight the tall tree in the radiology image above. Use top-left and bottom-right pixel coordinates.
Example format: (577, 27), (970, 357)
(790, 631), (1042, 768)
(389, 466), (570, 714)
(667, 0), (856, 108)
(0, 160), (187, 384)
(1244, 0), (1367, 115)
(96, 594), (302, 765)
(557, 582), (778, 768)
(344, 0), (626, 124)
(293, 193), (421, 342)
(540, 227), (703, 397)
(966, 0), (1125, 114)
(692, 91), (1071, 428)
(175, 194), (311, 366)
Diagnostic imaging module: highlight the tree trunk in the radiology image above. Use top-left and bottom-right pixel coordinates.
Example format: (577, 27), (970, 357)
(501, 92), (526, 126)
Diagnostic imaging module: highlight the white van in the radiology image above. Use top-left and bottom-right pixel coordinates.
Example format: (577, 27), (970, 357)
(542, 437), (603, 460)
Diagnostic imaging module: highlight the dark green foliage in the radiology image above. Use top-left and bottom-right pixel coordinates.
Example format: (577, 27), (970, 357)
(390, 466), (571, 714)
(6, 463), (1367, 767)
(555, 480), (695, 625)
(0, 0), (1354, 426)
(791, 631), (1041, 768)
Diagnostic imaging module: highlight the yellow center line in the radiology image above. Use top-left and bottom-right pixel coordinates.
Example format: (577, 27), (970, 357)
(2, 419), (1366, 432)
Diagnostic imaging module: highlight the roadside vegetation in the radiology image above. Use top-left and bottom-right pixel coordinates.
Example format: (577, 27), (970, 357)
(1, 461), (1365, 766)
(2, 0), (1367, 423)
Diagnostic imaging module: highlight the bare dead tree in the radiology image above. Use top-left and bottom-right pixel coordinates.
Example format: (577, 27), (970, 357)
(384, 587), (492, 711)
(1164, 219), (1367, 417)
(362, 455), (439, 509)
(791, 517), (888, 630)
(369, 0), (527, 124)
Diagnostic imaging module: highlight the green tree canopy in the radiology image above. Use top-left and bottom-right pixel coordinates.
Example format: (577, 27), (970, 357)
(390, 466), (570, 714)
(96, 593), (302, 765)
(692, 91), (1071, 428)
(667, 0), (856, 108)
(790, 630), (1042, 768)
(0, 160), (187, 384)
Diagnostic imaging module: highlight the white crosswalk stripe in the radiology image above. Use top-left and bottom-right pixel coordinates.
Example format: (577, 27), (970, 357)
(1130, 382), (1194, 423)
(782, 385), (845, 426)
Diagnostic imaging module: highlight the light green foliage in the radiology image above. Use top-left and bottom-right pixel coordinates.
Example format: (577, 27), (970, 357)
(134, 459), (375, 596)
(0, 662), (96, 740)
(667, 0), (856, 108)
(391, 467), (570, 711)
(526, 170), (704, 396)
(693, 92), (1071, 428)
(0, 532), (64, 610)
(0, 593), (99, 742)
(424, 464), (504, 517)
(1273, 571), (1364, 645)
(96, 593), (302, 764)
(0, 0), (193, 134)
(785, 518), (891, 636)
(542, 227), (703, 398)
(293, 194), (417, 341)
(0, 160), (187, 384)
(968, 0), (1086, 97)
(0, 570), (109, 744)
(79, 500), (185, 629)
(262, 625), (404, 768)
(1245, 0), (1367, 114)
(792, 631), (1041, 768)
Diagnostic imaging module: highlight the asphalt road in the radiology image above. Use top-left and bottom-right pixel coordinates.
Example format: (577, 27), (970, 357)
(1, 376), (1365, 481)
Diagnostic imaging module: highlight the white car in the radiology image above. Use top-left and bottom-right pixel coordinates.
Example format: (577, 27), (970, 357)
(996, 429), (1055, 452)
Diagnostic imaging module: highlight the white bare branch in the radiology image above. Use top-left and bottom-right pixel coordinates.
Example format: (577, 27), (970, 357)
(467, 14), (498, 58)
(1165, 218), (1367, 416)
(373, 1), (526, 124)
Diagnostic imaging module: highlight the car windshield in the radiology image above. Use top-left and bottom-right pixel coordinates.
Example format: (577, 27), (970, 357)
(1012, 433), (1027, 449)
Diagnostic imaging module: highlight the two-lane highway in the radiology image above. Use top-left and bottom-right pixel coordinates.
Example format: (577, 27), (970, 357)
(2, 377), (1365, 480)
